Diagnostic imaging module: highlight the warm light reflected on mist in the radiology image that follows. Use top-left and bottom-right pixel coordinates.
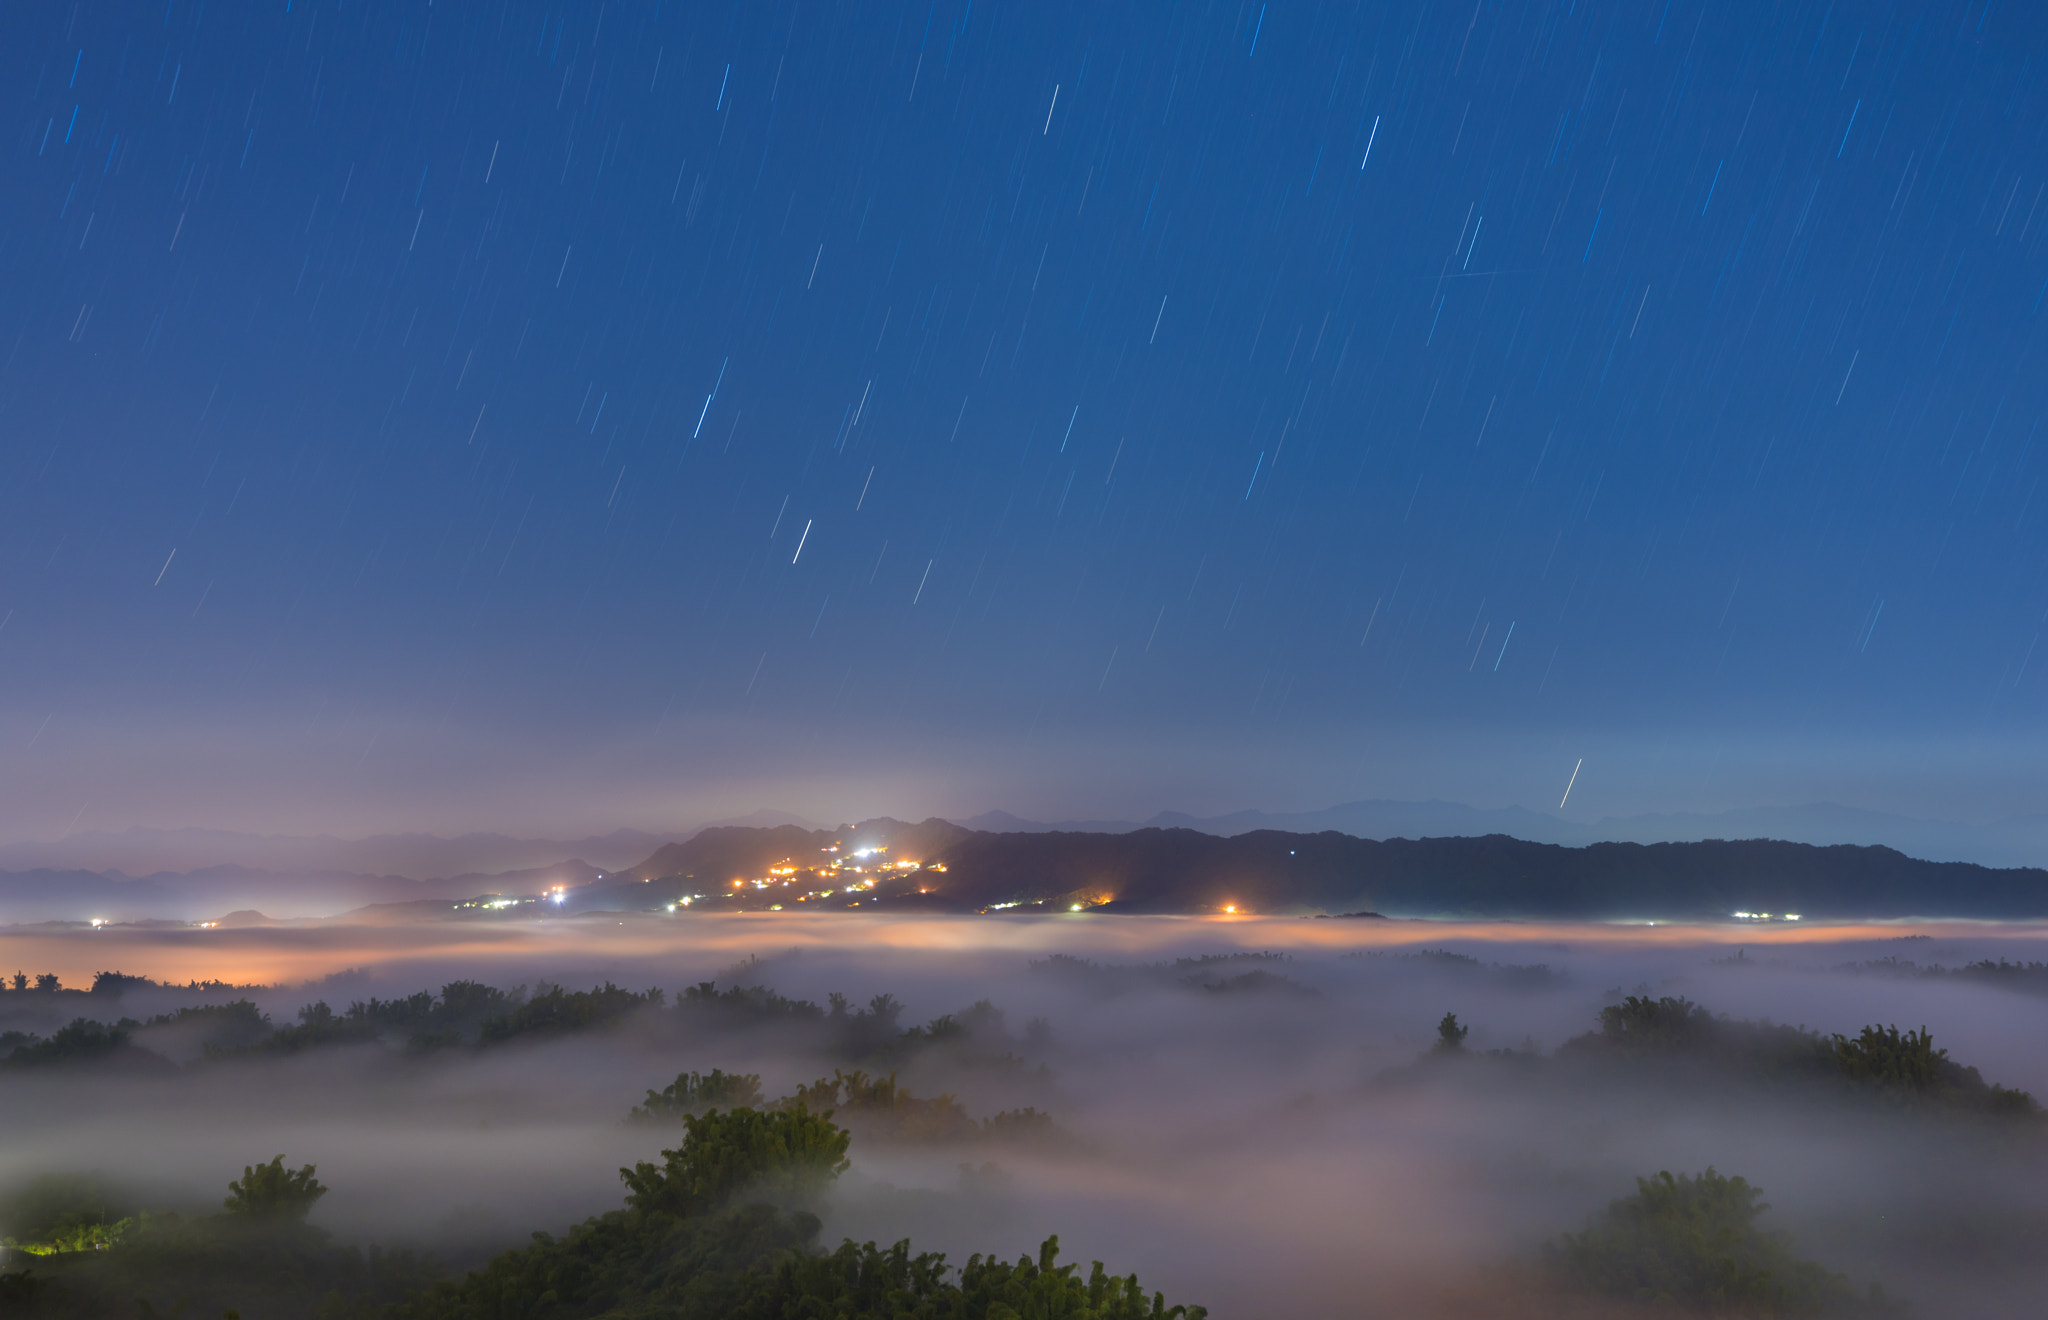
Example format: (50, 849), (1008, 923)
(6, 912), (2046, 988)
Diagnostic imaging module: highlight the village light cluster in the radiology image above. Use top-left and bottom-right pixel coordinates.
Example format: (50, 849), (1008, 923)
(493, 846), (1147, 919)
(451, 895), (537, 912)
(653, 841), (951, 913)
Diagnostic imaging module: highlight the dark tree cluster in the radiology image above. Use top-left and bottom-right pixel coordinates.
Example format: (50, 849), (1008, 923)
(1028, 950), (1314, 997)
(631, 1066), (1057, 1147)
(1589, 996), (2035, 1113)
(4, 973), (68, 994)
(1, 1018), (170, 1072)
(240, 981), (635, 1056)
(0, 972), (1059, 1091)
(1420, 995), (2042, 1117)
(1837, 957), (2048, 996)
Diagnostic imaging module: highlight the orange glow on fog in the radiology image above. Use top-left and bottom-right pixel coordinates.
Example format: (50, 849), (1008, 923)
(3, 912), (2044, 989)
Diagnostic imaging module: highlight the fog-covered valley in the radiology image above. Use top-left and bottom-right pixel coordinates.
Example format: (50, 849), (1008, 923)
(3, 916), (2046, 1316)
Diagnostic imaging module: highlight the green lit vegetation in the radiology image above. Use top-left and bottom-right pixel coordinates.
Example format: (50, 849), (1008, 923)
(0, 1159), (432, 1319)
(0, 1173), (136, 1256)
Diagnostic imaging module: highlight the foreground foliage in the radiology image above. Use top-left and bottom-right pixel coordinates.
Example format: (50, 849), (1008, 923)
(406, 1104), (1197, 1320)
(0, 1166), (431, 1319)
(0, 1108), (1204, 1320)
(0, 1173), (136, 1255)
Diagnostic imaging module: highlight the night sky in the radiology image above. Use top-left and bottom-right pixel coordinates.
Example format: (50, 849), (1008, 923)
(3, 0), (2046, 837)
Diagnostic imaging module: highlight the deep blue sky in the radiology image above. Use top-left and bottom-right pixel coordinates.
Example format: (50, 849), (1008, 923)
(3, 0), (2046, 837)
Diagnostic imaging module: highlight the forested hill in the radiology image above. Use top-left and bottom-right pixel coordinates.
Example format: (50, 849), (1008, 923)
(607, 823), (2048, 919)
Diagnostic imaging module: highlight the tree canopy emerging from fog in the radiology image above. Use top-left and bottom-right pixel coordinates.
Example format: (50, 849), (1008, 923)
(2, 1019), (170, 1072)
(477, 982), (665, 1044)
(1547, 1168), (1858, 1315)
(621, 1105), (852, 1218)
(1829, 1025), (1947, 1090)
(630, 1066), (1058, 1148)
(405, 1105), (1202, 1320)
(631, 1068), (767, 1121)
(2, 964), (1071, 1085)
(223, 1157), (328, 1223)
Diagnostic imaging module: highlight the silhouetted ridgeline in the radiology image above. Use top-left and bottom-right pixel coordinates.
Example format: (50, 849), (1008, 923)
(929, 830), (2048, 918)
(12, 823), (2045, 925)
(600, 822), (2048, 920)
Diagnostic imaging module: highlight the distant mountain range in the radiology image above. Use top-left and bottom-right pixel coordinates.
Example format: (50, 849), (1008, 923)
(953, 801), (2048, 870)
(6, 801), (2048, 884)
(8, 799), (2048, 925)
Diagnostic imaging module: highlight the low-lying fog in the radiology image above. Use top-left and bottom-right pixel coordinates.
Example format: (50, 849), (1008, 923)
(4, 914), (2046, 1316)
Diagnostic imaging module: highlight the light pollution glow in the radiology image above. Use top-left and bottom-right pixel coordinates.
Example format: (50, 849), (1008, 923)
(6, 913), (2047, 994)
